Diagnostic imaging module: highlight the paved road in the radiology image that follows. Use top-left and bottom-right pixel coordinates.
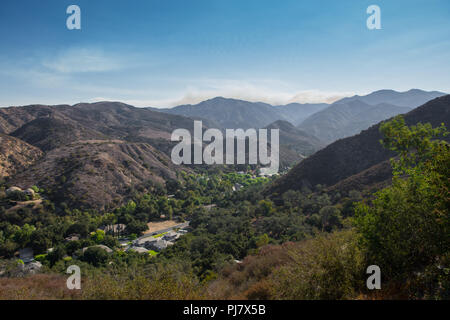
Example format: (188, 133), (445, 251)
(136, 221), (190, 241)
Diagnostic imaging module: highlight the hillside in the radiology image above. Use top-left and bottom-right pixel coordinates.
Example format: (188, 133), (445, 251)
(298, 89), (445, 143)
(1, 101), (305, 209)
(8, 140), (180, 210)
(0, 102), (205, 141)
(272, 102), (329, 126)
(265, 120), (324, 157)
(11, 116), (107, 151)
(268, 95), (450, 195)
(0, 102), (203, 209)
(0, 134), (43, 179)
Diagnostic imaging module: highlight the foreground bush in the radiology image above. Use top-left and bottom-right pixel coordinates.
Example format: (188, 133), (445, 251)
(354, 116), (449, 298)
(208, 230), (365, 300)
(81, 264), (204, 300)
(271, 230), (365, 299)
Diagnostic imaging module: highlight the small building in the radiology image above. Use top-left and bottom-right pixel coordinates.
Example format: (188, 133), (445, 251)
(19, 248), (34, 264)
(162, 231), (180, 242)
(150, 239), (173, 252)
(134, 237), (158, 248)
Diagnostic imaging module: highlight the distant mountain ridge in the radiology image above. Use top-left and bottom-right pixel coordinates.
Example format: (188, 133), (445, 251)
(155, 89), (445, 147)
(268, 94), (450, 196)
(335, 89), (445, 107)
(298, 89), (446, 143)
(156, 97), (329, 129)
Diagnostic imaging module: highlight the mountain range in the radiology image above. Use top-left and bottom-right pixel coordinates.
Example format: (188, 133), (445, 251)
(297, 89), (445, 143)
(267, 94), (450, 196)
(0, 89), (446, 209)
(156, 97), (329, 129)
(156, 89), (445, 147)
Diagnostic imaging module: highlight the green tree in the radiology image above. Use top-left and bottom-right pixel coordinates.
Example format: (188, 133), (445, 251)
(90, 229), (105, 244)
(126, 220), (148, 235)
(319, 206), (342, 232)
(354, 116), (449, 288)
(47, 245), (66, 266)
(82, 246), (108, 267)
(30, 230), (52, 254)
(13, 224), (36, 247)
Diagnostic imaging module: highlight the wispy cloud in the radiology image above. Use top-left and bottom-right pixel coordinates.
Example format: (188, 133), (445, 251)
(90, 79), (354, 107)
(1, 50), (354, 108)
(42, 47), (121, 73)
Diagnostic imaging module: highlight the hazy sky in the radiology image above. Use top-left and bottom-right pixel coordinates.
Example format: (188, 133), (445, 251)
(0, 0), (449, 107)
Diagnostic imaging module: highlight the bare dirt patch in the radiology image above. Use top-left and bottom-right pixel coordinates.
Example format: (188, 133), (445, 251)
(144, 220), (178, 234)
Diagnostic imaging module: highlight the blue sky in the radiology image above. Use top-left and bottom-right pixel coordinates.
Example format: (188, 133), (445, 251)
(0, 0), (449, 107)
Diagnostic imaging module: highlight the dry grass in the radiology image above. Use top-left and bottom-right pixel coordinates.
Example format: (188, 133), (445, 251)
(0, 274), (82, 300)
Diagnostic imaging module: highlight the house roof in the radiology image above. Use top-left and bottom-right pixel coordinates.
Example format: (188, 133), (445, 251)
(82, 245), (113, 253)
(128, 246), (148, 253)
(19, 248), (34, 263)
(152, 239), (173, 251)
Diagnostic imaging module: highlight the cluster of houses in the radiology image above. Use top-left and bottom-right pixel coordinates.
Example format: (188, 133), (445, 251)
(11, 222), (189, 274)
(128, 227), (189, 254)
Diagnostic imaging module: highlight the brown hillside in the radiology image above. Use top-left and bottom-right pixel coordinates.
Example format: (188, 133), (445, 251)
(8, 140), (181, 210)
(0, 134), (43, 179)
